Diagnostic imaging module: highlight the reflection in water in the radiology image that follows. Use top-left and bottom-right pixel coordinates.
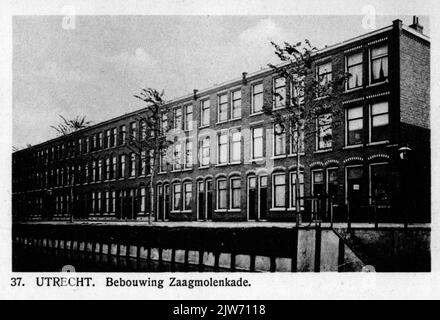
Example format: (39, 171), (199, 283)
(13, 243), (221, 272)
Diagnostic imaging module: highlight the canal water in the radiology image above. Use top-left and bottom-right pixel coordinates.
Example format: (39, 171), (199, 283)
(13, 243), (221, 272)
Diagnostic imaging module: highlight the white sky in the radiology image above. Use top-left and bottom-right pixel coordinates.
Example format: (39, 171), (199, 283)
(12, 14), (429, 148)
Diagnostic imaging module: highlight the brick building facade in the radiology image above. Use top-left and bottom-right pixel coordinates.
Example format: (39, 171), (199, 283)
(12, 18), (430, 223)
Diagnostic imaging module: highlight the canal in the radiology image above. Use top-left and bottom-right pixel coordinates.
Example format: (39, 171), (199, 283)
(13, 243), (221, 272)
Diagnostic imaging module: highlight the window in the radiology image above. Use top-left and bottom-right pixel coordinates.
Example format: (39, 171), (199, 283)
(78, 138), (82, 154)
(217, 179), (227, 210)
(200, 99), (210, 127)
(312, 170), (324, 196)
(105, 157), (110, 180)
(129, 153), (136, 177)
(184, 105), (193, 131)
(274, 124), (286, 156)
(111, 190), (115, 213)
(273, 77), (286, 109)
(218, 132), (228, 164)
(111, 156), (117, 179)
(105, 129), (111, 148)
(119, 125), (126, 145)
(105, 190), (110, 213)
(173, 183), (181, 211)
(85, 137), (90, 153)
(140, 187), (146, 213)
(98, 159), (103, 181)
(130, 122), (137, 140)
(218, 94), (228, 122)
(230, 178), (241, 209)
(174, 107), (182, 130)
(273, 174), (286, 208)
(93, 135), (97, 151)
(140, 120), (147, 140)
(346, 166), (364, 203)
(97, 191), (102, 213)
(112, 128), (117, 147)
(83, 164), (88, 183)
(148, 149), (154, 175)
(98, 132), (103, 149)
(251, 83), (263, 114)
(317, 113), (332, 150)
(370, 163), (390, 202)
(231, 89), (241, 119)
(184, 139), (193, 169)
(346, 52), (363, 90)
(199, 136), (210, 167)
(161, 113), (168, 135)
(370, 44), (388, 83)
(183, 182), (192, 211)
(230, 129), (241, 163)
(140, 150), (147, 175)
(326, 168), (339, 201)
(252, 127), (264, 159)
(291, 124), (304, 154)
(173, 142), (182, 170)
(119, 154), (126, 178)
(160, 148), (167, 172)
(346, 106), (363, 145)
(290, 172), (304, 209)
(316, 62), (332, 86)
(370, 101), (389, 142)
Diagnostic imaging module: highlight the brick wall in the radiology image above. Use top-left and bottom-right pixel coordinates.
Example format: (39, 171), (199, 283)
(400, 31), (430, 129)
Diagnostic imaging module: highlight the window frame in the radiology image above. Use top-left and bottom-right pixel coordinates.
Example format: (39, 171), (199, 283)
(199, 135), (210, 167)
(251, 127), (264, 160)
(316, 113), (333, 150)
(272, 173), (286, 209)
(173, 106), (183, 131)
(183, 181), (192, 211)
(231, 89), (242, 119)
(251, 82), (264, 114)
(184, 139), (193, 169)
(217, 130), (229, 165)
(184, 104), (193, 131)
(230, 177), (241, 210)
(369, 43), (388, 84)
(200, 98), (210, 127)
(289, 171), (305, 210)
(273, 76), (287, 110)
(273, 123), (286, 156)
(230, 129), (241, 163)
(369, 101), (389, 143)
(217, 178), (228, 210)
(172, 183), (182, 212)
(345, 51), (364, 90)
(345, 105), (364, 146)
(217, 93), (229, 123)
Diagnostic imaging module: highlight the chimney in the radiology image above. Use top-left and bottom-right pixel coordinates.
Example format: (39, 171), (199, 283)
(409, 16), (423, 33)
(193, 89), (198, 100)
(242, 72), (248, 84)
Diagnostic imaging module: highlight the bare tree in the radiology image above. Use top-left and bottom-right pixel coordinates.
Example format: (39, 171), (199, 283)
(51, 115), (92, 222)
(51, 115), (91, 136)
(128, 88), (172, 224)
(263, 40), (348, 225)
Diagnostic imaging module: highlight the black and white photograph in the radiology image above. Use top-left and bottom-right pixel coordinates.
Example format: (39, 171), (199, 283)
(1, 0), (439, 301)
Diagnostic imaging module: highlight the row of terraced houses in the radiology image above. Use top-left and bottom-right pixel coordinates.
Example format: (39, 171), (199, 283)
(12, 18), (430, 223)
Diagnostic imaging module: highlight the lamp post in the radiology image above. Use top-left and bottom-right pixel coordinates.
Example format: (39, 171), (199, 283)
(398, 145), (412, 228)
